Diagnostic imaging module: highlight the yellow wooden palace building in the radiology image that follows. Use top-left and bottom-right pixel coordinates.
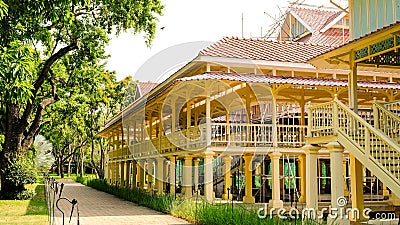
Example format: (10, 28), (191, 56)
(98, 1), (400, 222)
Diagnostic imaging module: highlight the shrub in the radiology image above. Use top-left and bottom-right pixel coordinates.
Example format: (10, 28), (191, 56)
(76, 177), (321, 225)
(1, 155), (37, 200)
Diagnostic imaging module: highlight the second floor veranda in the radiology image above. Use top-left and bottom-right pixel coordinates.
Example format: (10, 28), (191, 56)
(100, 72), (400, 160)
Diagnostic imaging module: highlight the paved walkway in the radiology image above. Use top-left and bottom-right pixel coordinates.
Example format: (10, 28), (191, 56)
(54, 180), (191, 225)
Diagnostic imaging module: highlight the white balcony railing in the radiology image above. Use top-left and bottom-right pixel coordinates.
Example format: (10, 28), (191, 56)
(122, 122), (307, 158)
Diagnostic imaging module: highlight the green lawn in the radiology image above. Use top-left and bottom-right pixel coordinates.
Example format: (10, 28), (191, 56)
(0, 183), (48, 225)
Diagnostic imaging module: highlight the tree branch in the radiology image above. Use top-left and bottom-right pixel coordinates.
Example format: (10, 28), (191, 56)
(50, 69), (75, 88)
(22, 41), (78, 128)
(21, 76), (60, 152)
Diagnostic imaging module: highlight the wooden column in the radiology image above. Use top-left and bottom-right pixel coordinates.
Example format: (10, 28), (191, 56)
(193, 158), (200, 193)
(169, 156), (176, 195)
(138, 160), (146, 189)
(183, 155), (193, 197)
(120, 161), (125, 188)
(222, 156), (233, 200)
(348, 51), (358, 113)
(350, 154), (365, 221)
(226, 110), (230, 143)
(343, 159), (349, 197)
(203, 152), (214, 201)
(148, 159), (154, 191)
(158, 105), (163, 153)
(272, 94), (278, 148)
(115, 161), (120, 186)
(156, 157), (164, 194)
(107, 162), (112, 184)
(133, 120), (136, 154)
(327, 142), (348, 224)
(303, 144), (320, 209)
(205, 81), (212, 147)
(246, 92), (251, 143)
(171, 101), (176, 133)
(186, 101), (192, 149)
(243, 154), (255, 204)
(269, 152), (283, 208)
(298, 154), (306, 203)
(131, 160), (137, 189)
(125, 160), (131, 188)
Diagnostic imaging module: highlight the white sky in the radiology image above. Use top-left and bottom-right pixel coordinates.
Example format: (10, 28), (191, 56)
(105, 0), (344, 81)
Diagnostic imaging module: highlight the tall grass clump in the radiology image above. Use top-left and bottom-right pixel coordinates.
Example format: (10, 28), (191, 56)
(78, 178), (174, 213)
(76, 177), (322, 225)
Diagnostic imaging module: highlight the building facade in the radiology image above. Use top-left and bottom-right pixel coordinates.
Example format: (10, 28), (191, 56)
(99, 2), (400, 223)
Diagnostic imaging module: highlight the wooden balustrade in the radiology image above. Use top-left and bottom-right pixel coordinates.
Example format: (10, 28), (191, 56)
(112, 122), (307, 158)
(308, 98), (400, 190)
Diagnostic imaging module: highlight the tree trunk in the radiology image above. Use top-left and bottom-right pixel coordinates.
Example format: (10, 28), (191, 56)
(75, 156), (79, 176)
(0, 151), (15, 198)
(100, 145), (105, 179)
(57, 157), (65, 178)
(67, 157), (72, 177)
(91, 138), (105, 179)
(0, 103), (24, 197)
(0, 42), (78, 198)
(80, 148), (84, 177)
(60, 161), (64, 179)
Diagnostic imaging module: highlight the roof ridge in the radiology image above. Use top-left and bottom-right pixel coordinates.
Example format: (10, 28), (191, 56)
(289, 4), (340, 13)
(138, 81), (159, 84)
(224, 36), (338, 48)
(199, 36), (336, 63)
(321, 10), (345, 30)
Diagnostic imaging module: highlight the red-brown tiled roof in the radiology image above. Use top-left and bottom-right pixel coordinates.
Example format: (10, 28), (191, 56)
(322, 10), (344, 29)
(179, 72), (400, 90)
(309, 21), (400, 62)
(289, 6), (340, 31)
(297, 28), (349, 46)
(199, 37), (335, 63)
(138, 81), (159, 96)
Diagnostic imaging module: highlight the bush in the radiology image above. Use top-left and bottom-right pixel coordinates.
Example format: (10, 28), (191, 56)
(76, 177), (321, 225)
(1, 155), (37, 200)
(82, 178), (174, 213)
(3, 189), (35, 200)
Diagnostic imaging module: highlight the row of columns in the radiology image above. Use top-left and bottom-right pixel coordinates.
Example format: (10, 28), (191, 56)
(106, 154), (215, 200)
(303, 142), (365, 223)
(107, 144), (363, 222)
(105, 151), (289, 206)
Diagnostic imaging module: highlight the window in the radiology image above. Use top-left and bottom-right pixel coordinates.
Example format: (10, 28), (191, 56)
(284, 162), (296, 189)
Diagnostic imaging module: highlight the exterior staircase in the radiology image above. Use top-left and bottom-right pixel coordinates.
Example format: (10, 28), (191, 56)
(307, 96), (400, 197)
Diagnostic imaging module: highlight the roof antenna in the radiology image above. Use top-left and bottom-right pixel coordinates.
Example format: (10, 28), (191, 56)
(242, 12), (244, 38)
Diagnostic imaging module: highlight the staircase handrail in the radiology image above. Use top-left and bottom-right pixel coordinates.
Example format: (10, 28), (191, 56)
(382, 99), (400, 108)
(308, 97), (400, 196)
(373, 101), (400, 137)
(309, 98), (400, 151)
(334, 98), (400, 155)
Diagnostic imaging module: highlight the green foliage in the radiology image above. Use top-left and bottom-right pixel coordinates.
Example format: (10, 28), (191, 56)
(0, 41), (35, 104)
(1, 155), (37, 199)
(0, 0), (163, 199)
(0, 134), (4, 151)
(0, 1), (7, 19)
(2, 156), (37, 186)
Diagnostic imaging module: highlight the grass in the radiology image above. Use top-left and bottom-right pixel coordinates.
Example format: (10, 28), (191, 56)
(75, 176), (323, 225)
(0, 183), (48, 225)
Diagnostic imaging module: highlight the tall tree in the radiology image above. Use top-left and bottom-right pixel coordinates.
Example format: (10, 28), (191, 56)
(0, 0), (163, 198)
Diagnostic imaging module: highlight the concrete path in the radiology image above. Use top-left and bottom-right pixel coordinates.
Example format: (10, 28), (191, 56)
(54, 180), (190, 225)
